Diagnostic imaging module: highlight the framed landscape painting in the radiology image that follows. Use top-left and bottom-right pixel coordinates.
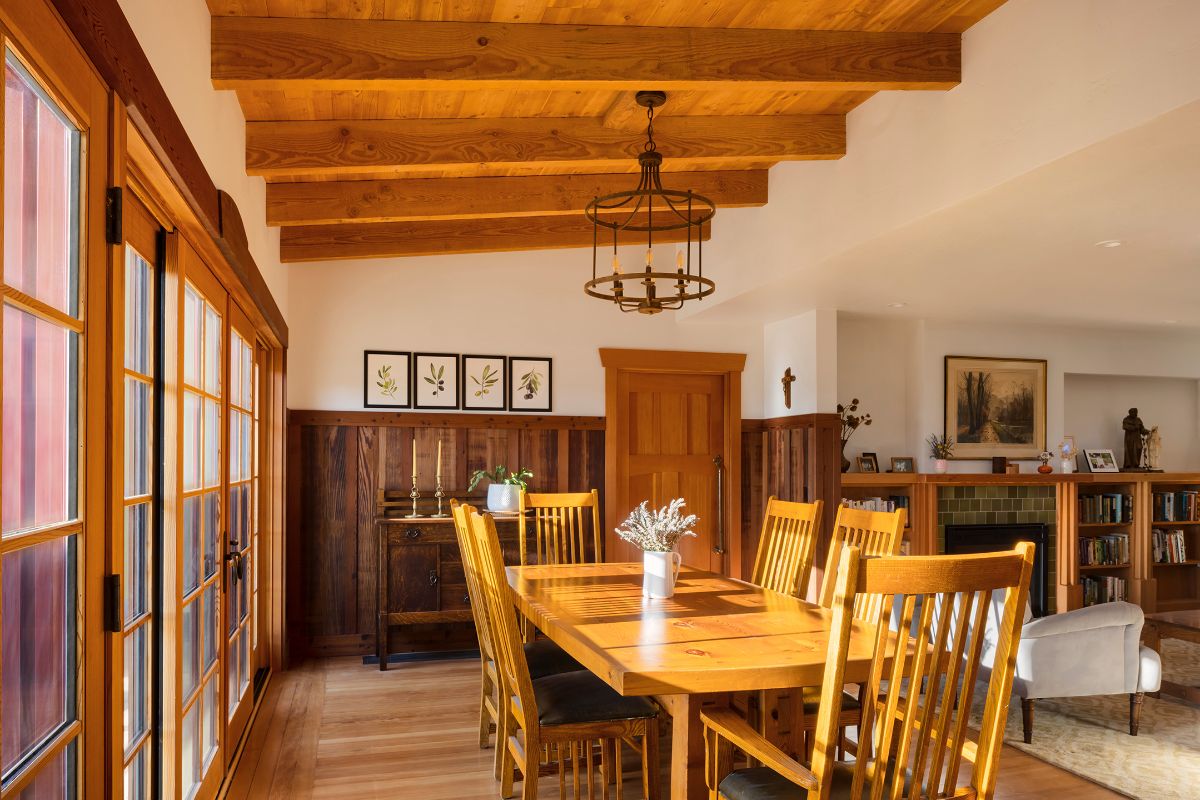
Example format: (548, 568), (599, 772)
(461, 354), (506, 411)
(363, 351), (410, 408)
(945, 355), (1046, 459)
(414, 352), (459, 410)
(508, 357), (552, 412)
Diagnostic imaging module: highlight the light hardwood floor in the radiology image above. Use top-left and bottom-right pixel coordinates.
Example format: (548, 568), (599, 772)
(225, 657), (1122, 799)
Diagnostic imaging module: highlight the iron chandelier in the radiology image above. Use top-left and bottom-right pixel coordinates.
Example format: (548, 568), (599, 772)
(584, 91), (716, 314)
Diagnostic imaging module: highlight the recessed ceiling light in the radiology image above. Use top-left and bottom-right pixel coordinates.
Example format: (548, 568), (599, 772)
(1094, 239), (1124, 248)
(887, 302), (907, 308)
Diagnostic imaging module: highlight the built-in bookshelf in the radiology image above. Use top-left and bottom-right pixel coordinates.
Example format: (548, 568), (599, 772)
(838, 472), (919, 555)
(1148, 480), (1200, 612)
(1075, 481), (1134, 607)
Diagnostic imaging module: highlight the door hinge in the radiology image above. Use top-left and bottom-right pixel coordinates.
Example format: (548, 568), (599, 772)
(103, 574), (122, 633)
(105, 186), (123, 245)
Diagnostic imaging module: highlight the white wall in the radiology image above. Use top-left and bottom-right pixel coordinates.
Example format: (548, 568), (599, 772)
(1065, 374), (1200, 471)
(286, 253), (764, 415)
(117, 0), (288, 319)
(838, 315), (1200, 472)
(762, 310), (837, 417)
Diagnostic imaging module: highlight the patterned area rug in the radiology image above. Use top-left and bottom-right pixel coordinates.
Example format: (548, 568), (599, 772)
(973, 640), (1200, 799)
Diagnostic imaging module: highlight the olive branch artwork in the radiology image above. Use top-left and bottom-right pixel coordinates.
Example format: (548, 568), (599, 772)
(375, 364), (399, 399)
(518, 368), (543, 400)
(423, 362), (447, 396)
(470, 364), (500, 397)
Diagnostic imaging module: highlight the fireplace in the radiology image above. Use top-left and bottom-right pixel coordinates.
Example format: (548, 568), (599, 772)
(944, 523), (1049, 617)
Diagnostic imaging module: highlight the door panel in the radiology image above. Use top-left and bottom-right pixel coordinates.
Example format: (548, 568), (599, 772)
(609, 369), (727, 571)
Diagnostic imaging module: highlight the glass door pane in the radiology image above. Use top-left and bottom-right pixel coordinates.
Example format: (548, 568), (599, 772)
(1, 48), (84, 798)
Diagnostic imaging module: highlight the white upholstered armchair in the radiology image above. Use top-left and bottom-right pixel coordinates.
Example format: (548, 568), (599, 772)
(982, 600), (1161, 742)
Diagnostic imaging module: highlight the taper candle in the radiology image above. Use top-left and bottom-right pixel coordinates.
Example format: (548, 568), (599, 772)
(436, 440), (443, 481)
(411, 438), (417, 478)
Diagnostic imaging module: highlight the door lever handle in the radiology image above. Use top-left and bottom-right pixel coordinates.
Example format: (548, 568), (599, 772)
(713, 454), (726, 555)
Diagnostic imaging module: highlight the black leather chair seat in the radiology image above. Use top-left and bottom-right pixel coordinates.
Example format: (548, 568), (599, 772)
(718, 764), (909, 800)
(524, 639), (583, 680)
(800, 687), (861, 715)
(533, 671), (658, 726)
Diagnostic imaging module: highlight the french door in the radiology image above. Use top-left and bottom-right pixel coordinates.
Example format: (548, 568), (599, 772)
(0, 1), (109, 796)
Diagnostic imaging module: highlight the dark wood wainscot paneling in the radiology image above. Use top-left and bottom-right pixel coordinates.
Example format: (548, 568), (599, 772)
(287, 410), (605, 658)
(740, 414), (842, 587)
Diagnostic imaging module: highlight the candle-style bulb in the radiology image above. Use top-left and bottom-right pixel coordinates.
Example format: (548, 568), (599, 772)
(611, 254), (621, 275)
(676, 249), (684, 271)
(645, 248), (653, 266)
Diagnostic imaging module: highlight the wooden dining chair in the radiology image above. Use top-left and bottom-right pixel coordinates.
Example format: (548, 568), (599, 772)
(467, 507), (661, 800)
(817, 505), (907, 613)
(703, 542), (1036, 800)
(749, 497), (823, 599)
(519, 489), (603, 566)
(450, 500), (583, 780)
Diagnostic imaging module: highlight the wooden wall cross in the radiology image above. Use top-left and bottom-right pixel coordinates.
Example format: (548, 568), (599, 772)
(782, 368), (795, 409)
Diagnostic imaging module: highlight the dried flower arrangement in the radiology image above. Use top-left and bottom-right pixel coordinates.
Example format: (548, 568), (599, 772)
(837, 398), (873, 447)
(927, 434), (955, 460)
(615, 498), (698, 553)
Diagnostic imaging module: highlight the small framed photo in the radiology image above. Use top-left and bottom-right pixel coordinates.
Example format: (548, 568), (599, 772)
(857, 454), (879, 473)
(461, 354), (506, 411)
(413, 353), (459, 410)
(1080, 448), (1120, 473)
(508, 357), (552, 412)
(363, 350), (410, 408)
(890, 456), (915, 473)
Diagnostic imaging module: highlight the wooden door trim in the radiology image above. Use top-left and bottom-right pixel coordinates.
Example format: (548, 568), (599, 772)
(601, 348), (744, 578)
(599, 347), (746, 374)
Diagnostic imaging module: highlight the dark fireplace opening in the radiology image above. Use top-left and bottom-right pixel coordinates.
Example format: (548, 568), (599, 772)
(944, 523), (1049, 617)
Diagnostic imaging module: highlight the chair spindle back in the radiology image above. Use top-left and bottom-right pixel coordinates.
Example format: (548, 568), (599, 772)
(519, 490), (603, 566)
(819, 506), (906, 621)
(750, 496), (823, 598)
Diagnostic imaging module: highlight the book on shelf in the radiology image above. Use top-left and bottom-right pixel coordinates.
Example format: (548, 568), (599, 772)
(1152, 490), (1200, 522)
(1082, 574), (1127, 606)
(1077, 492), (1133, 524)
(1152, 527), (1190, 563)
(1078, 533), (1129, 566)
(841, 495), (908, 514)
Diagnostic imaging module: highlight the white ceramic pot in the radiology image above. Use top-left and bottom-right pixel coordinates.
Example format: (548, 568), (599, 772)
(643, 550), (682, 600)
(487, 484), (521, 513)
(933, 458), (949, 474)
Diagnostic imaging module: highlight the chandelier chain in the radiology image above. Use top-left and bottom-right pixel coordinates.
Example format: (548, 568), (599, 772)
(644, 103), (657, 153)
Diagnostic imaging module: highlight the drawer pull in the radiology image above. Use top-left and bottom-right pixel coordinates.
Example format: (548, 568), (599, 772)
(405, 528), (422, 540)
(428, 570), (439, 586)
(463, 593), (471, 605)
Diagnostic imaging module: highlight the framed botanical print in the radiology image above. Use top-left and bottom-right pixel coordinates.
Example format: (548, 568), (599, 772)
(945, 355), (1047, 459)
(363, 350), (410, 408)
(461, 354), (506, 411)
(508, 356), (552, 412)
(414, 352), (459, 410)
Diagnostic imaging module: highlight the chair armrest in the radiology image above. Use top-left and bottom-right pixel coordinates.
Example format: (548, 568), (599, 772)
(700, 708), (818, 791)
(1019, 602), (1142, 640)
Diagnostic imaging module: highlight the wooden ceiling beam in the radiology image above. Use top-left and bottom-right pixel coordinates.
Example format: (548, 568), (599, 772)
(245, 115), (843, 177)
(279, 214), (711, 262)
(265, 170), (768, 226)
(211, 17), (960, 92)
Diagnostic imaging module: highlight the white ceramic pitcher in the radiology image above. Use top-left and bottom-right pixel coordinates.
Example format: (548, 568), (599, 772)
(643, 550), (682, 599)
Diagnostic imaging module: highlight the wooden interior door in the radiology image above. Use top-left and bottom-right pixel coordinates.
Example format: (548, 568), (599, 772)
(602, 350), (744, 575)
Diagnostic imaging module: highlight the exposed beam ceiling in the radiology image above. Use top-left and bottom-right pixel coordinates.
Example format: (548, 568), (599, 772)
(266, 170), (768, 226)
(208, 1), (1011, 262)
(279, 214), (710, 262)
(212, 18), (960, 93)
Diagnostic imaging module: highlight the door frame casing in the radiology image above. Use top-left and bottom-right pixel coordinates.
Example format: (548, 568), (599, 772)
(599, 348), (745, 578)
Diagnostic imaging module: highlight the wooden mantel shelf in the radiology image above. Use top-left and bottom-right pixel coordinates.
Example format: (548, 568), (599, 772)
(843, 472), (1200, 487)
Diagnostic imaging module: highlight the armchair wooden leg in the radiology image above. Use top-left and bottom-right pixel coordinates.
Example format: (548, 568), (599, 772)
(1021, 699), (1034, 744)
(1130, 692), (1144, 736)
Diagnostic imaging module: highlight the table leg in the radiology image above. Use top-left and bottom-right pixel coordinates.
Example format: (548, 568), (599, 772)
(657, 693), (726, 800)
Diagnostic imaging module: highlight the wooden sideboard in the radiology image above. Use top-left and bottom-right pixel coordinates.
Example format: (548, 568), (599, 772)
(375, 509), (521, 669)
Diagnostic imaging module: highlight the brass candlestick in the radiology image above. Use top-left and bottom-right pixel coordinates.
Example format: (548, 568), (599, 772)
(405, 474), (422, 518)
(431, 482), (448, 518)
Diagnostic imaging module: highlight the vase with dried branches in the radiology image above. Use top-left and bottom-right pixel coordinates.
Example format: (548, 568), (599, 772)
(615, 499), (698, 598)
(837, 399), (873, 473)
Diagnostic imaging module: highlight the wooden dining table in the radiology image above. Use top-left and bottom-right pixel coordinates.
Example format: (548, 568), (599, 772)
(506, 562), (882, 800)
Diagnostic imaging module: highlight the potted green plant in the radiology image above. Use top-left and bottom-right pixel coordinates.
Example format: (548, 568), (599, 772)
(467, 465), (533, 512)
(927, 434), (955, 474)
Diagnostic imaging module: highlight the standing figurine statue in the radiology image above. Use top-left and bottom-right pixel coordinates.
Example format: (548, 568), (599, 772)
(1122, 408), (1148, 470)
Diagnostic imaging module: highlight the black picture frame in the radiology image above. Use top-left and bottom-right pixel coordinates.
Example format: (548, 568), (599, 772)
(461, 354), (507, 411)
(363, 350), (411, 409)
(413, 352), (460, 410)
(507, 356), (553, 412)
